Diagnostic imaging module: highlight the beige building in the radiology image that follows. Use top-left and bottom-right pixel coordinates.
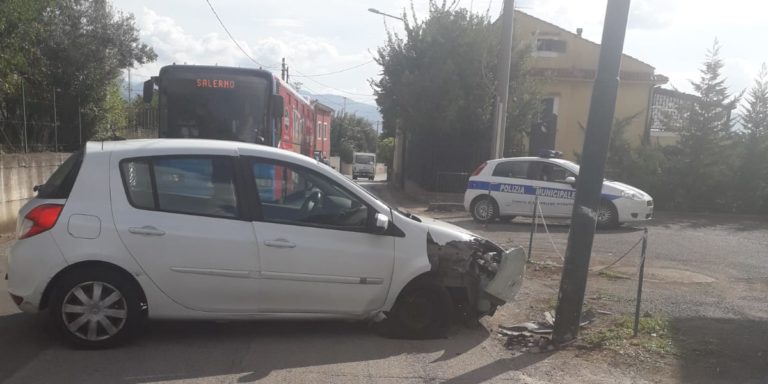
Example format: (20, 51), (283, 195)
(515, 12), (668, 159)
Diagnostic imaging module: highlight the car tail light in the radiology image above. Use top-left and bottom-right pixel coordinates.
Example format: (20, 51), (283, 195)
(18, 204), (64, 239)
(471, 162), (487, 176)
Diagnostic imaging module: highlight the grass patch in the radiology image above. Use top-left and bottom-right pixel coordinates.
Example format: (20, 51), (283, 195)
(547, 297), (558, 311)
(583, 314), (676, 355)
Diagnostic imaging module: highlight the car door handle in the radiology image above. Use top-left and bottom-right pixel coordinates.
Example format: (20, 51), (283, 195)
(128, 226), (166, 236)
(264, 239), (296, 249)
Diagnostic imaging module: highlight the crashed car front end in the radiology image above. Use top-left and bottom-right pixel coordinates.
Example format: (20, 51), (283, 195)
(425, 223), (526, 316)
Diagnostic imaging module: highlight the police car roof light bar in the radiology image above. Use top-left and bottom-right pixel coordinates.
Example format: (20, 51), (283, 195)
(538, 149), (563, 159)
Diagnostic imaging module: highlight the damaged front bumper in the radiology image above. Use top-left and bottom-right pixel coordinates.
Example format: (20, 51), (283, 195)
(481, 246), (526, 305)
(426, 228), (526, 315)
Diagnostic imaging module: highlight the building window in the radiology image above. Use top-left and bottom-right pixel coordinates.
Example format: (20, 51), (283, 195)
(536, 38), (566, 54)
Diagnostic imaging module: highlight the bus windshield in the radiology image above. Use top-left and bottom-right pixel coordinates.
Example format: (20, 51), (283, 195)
(160, 74), (272, 144)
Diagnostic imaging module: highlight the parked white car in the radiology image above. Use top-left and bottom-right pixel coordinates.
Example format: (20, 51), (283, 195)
(7, 139), (525, 348)
(464, 156), (653, 228)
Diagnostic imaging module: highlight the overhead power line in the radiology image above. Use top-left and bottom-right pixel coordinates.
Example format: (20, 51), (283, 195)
(295, 71), (377, 98)
(293, 60), (376, 77)
(204, 0), (278, 70)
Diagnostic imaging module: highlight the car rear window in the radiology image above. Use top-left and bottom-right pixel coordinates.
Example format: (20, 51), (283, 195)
(120, 156), (240, 219)
(492, 161), (529, 178)
(37, 150), (84, 199)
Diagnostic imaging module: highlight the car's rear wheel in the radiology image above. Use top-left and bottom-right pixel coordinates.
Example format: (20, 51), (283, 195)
(470, 196), (498, 223)
(377, 279), (453, 339)
(50, 267), (143, 349)
(596, 200), (619, 228)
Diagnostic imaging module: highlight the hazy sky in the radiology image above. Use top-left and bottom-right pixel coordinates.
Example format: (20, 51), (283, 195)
(113, 0), (767, 107)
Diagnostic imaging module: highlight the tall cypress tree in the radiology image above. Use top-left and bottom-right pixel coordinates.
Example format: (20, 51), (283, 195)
(735, 63), (768, 211)
(671, 40), (740, 211)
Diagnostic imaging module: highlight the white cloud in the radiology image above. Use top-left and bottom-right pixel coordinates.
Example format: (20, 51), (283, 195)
(130, 8), (376, 99)
(266, 18), (302, 28)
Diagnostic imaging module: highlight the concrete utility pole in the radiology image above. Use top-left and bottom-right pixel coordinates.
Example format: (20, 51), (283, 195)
(281, 58), (286, 81)
(490, 0), (515, 159)
(552, 0), (632, 345)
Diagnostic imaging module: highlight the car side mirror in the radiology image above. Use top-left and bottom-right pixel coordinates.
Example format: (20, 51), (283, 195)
(565, 176), (576, 186)
(373, 212), (389, 234)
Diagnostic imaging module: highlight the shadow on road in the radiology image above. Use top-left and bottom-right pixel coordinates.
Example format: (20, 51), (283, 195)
(652, 211), (768, 232)
(671, 317), (768, 383)
(0, 313), (547, 383)
(0, 313), (52, 382)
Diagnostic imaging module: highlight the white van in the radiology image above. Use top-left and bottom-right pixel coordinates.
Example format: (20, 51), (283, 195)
(352, 152), (376, 180)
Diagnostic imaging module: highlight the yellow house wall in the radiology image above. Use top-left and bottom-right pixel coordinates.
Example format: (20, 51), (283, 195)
(538, 81), (653, 159)
(514, 12), (660, 160)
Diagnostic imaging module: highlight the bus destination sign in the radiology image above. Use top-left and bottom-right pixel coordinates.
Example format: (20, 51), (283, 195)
(196, 79), (235, 89)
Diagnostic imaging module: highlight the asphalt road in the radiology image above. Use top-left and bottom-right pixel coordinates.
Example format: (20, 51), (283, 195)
(2, 180), (768, 383)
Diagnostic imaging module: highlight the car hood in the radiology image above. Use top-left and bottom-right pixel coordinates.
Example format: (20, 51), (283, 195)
(420, 216), (479, 244)
(603, 180), (651, 199)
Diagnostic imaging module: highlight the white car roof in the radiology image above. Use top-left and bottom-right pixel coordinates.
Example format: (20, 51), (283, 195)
(92, 139), (319, 166)
(487, 156), (576, 165)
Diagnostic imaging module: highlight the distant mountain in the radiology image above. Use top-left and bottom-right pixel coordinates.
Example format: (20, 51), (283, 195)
(303, 93), (383, 128)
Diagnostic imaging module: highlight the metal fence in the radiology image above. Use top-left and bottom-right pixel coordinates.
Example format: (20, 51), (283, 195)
(1, 102), (158, 153)
(434, 171), (471, 193)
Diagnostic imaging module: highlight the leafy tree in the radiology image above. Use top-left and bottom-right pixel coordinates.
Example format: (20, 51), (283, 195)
(330, 112), (377, 163)
(91, 78), (129, 139)
(606, 112), (645, 179)
(377, 136), (395, 167)
(372, 1), (538, 189)
(0, 0), (156, 151)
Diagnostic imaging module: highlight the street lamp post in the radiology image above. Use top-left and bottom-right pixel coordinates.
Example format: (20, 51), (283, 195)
(369, 7), (406, 188)
(367, 8), (403, 21)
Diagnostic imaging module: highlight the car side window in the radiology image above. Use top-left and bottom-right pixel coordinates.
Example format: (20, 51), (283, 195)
(539, 163), (575, 183)
(121, 159), (154, 209)
(492, 161), (529, 178)
(249, 159), (369, 230)
(120, 156), (240, 219)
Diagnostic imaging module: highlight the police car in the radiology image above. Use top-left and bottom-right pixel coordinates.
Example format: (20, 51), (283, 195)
(463, 153), (653, 228)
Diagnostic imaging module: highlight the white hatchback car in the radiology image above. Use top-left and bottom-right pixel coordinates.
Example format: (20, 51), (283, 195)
(7, 139), (525, 348)
(464, 156), (654, 228)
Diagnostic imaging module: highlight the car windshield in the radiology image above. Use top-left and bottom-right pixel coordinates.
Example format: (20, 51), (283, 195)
(354, 155), (374, 164)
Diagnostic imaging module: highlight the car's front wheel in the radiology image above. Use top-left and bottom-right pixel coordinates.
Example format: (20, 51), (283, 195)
(596, 200), (619, 228)
(377, 279), (453, 339)
(470, 196), (498, 223)
(50, 267), (144, 349)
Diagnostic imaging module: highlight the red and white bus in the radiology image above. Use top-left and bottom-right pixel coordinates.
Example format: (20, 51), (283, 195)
(143, 64), (327, 158)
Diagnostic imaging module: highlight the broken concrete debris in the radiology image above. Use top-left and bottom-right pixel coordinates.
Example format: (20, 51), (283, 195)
(499, 310), (598, 352)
